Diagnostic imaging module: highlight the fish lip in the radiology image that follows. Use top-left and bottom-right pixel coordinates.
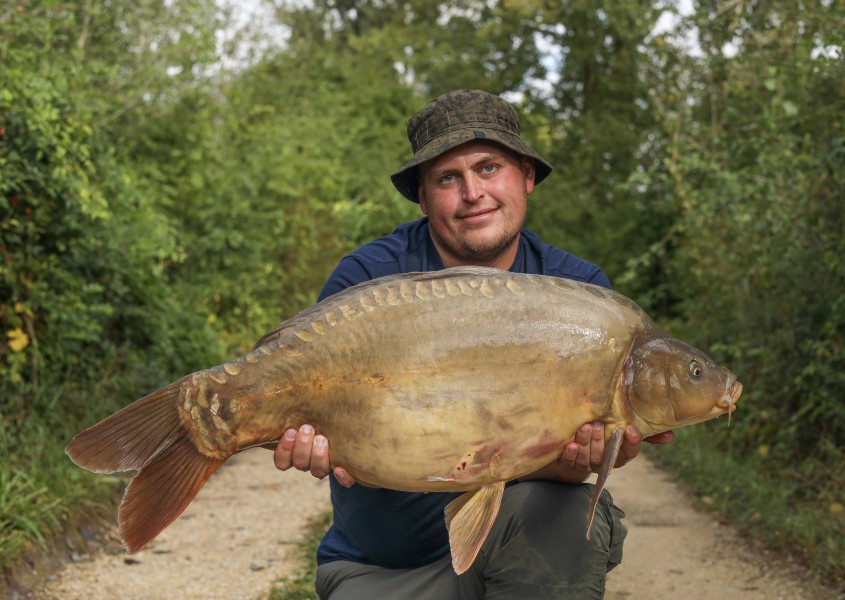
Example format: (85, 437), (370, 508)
(717, 379), (743, 416)
(727, 380), (743, 409)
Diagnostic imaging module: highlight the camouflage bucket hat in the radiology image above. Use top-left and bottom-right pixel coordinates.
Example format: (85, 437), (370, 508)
(390, 89), (553, 202)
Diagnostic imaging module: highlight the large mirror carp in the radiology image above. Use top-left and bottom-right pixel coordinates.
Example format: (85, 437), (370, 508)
(67, 266), (742, 574)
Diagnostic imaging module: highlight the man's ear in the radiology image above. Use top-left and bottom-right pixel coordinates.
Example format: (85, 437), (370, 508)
(522, 157), (536, 195)
(418, 182), (429, 215)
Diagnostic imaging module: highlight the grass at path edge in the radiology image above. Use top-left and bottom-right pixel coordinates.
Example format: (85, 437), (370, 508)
(265, 511), (332, 600)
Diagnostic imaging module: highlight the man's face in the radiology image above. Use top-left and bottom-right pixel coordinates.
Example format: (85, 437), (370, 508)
(417, 140), (536, 269)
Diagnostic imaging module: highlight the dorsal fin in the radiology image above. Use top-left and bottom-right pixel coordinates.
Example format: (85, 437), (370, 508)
(253, 267), (509, 349)
(411, 266), (506, 281)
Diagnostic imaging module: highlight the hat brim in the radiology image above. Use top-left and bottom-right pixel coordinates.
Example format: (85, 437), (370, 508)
(390, 129), (552, 203)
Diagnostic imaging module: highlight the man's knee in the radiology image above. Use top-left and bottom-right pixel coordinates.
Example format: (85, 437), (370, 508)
(498, 481), (608, 539)
(503, 481), (595, 522)
(480, 481), (627, 574)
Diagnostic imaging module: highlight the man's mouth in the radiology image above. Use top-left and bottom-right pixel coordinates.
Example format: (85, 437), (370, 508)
(459, 208), (497, 222)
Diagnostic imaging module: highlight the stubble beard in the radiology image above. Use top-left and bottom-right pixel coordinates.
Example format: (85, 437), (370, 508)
(422, 175), (530, 267)
(431, 212), (524, 266)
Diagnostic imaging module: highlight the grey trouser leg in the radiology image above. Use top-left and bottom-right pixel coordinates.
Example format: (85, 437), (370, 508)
(315, 482), (627, 600)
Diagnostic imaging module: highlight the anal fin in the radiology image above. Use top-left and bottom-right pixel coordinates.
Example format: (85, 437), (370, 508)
(586, 426), (624, 540)
(444, 481), (505, 575)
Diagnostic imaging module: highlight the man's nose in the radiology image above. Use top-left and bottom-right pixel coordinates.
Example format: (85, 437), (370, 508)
(462, 173), (483, 202)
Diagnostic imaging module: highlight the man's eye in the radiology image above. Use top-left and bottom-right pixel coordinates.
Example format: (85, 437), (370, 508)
(440, 174), (455, 184)
(482, 164), (497, 174)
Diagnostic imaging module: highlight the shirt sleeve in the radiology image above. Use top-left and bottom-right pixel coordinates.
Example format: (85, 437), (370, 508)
(586, 268), (612, 289)
(318, 257), (376, 302)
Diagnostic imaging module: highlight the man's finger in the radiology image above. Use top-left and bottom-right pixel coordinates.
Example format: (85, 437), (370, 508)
(273, 428), (298, 471)
(333, 466), (356, 488)
(310, 435), (330, 479)
(644, 430), (675, 445)
(291, 424), (315, 470)
(562, 424), (592, 467)
(574, 423), (592, 446)
(589, 421), (604, 470)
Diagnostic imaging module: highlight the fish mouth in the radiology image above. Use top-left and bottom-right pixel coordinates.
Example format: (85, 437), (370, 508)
(719, 379), (743, 424)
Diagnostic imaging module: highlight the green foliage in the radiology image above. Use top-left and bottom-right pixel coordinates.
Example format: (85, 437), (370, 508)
(524, 0), (675, 305)
(284, 0), (545, 96)
(0, 0), (225, 570)
(1, 36), (104, 388)
(627, 1), (845, 583)
(0, 7), (221, 401)
(644, 0), (845, 472)
(0, 468), (62, 565)
(0, 399), (123, 567)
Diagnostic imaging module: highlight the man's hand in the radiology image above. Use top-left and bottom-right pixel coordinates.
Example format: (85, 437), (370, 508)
(521, 422), (675, 484)
(560, 422), (675, 472)
(272, 424), (356, 487)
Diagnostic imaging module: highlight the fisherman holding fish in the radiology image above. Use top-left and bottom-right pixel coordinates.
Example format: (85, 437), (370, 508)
(68, 91), (741, 596)
(274, 90), (676, 599)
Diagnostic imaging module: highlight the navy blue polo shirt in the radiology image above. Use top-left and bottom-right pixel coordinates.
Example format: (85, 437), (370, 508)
(315, 217), (610, 568)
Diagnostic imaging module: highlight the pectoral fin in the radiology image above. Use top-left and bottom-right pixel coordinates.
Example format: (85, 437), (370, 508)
(444, 481), (506, 574)
(586, 426), (624, 540)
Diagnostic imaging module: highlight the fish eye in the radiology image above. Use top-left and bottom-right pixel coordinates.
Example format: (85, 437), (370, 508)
(689, 360), (703, 378)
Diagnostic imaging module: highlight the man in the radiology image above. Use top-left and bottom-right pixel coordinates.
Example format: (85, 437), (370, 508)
(273, 89), (674, 599)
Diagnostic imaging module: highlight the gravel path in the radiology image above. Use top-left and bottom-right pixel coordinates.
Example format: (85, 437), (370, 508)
(38, 449), (330, 600)
(36, 449), (839, 599)
(603, 456), (838, 600)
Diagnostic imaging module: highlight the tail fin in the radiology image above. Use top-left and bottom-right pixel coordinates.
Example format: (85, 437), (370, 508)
(119, 434), (222, 553)
(66, 377), (189, 473)
(65, 376), (224, 553)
